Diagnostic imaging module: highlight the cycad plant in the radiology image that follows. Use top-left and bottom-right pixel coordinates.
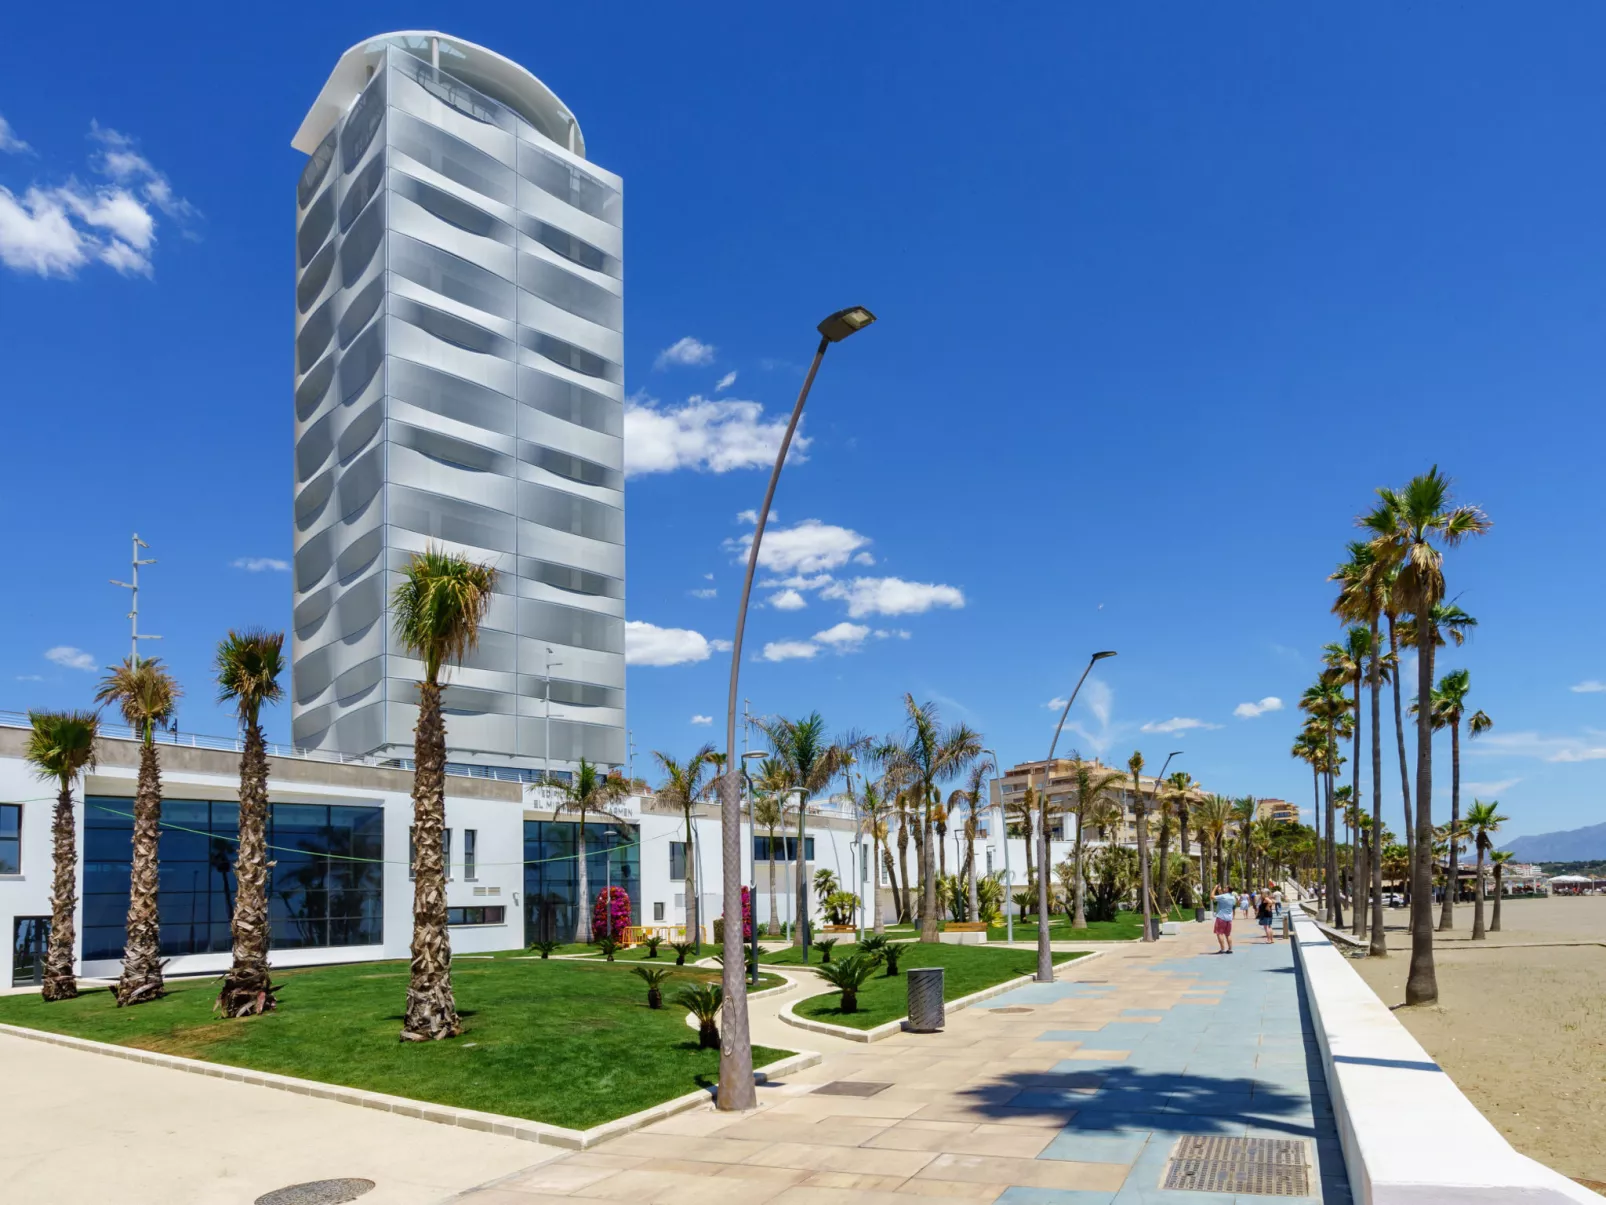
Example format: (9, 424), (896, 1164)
(676, 982), (723, 1048)
(215, 629), (286, 1018)
(670, 940), (694, 966)
(631, 965), (674, 1009)
(95, 656), (180, 1007)
(532, 939), (560, 959)
(643, 935), (663, 959)
(814, 951), (881, 1013)
(393, 548), (497, 1041)
(23, 710), (99, 1001)
(815, 936), (839, 964)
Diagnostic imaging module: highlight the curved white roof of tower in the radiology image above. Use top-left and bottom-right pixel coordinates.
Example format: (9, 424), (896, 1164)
(293, 30), (585, 158)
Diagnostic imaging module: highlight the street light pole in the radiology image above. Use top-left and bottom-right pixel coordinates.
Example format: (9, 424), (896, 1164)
(982, 748), (1009, 943)
(742, 750), (766, 987)
(716, 306), (876, 1112)
(1138, 751), (1181, 943)
(1036, 651), (1118, 982)
(543, 648), (562, 783)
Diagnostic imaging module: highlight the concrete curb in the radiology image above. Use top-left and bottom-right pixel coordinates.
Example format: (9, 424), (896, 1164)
(0, 1021), (818, 1151)
(777, 950), (1103, 1044)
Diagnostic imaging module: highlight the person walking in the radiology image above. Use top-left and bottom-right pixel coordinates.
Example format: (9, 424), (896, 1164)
(1257, 893), (1276, 943)
(1212, 884), (1237, 953)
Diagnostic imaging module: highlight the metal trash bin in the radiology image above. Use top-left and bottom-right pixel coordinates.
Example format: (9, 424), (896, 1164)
(906, 966), (945, 1032)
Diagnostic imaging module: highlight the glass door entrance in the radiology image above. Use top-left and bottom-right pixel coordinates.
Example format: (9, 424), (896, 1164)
(12, 916), (49, 988)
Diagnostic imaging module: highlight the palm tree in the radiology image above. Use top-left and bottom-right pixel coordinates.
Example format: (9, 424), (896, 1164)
(546, 760), (630, 943)
(214, 629), (286, 1018)
(1128, 751), (1152, 936)
(1463, 799), (1507, 941)
(1194, 794), (1231, 898)
(1420, 668), (1487, 931)
(948, 762), (988, 921)
(24, 710), (100, 1002)
(759, 713), (857, 945)
(653, 744), (715, 948)
(1324, 626), (1376, 939)
(1489, 850), (1514, 932)
(1068, 760), (1124, 929)
(1300, 677), (1350, 926)
(751, 777), (785, 937)
(858, 777), (892, 935)
(885, 697), (981, 943)
(392, 548), (496, 1041)
(1230, 797), (1257, 891)
(1290, 728), (1325, 896)
(1363, 468), (1491, 1005)
(95, 656), (180, 1007)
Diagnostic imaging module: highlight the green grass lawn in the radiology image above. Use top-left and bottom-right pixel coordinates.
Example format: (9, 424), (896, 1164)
(991, 905), (1193, 943)
(0, 957), (788, 1129)
(793, 944), (1088, 1030)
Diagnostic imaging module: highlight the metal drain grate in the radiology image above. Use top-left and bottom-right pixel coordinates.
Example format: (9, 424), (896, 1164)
(1162, 1136), (1310, 1196)
(255, 1180), (376, 1205)
(989, 1006), (1034, 1014)
(811, 1080), (891, 1097)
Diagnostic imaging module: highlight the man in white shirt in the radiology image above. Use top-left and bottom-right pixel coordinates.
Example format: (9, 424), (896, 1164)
(1212, 885), (1237, 953)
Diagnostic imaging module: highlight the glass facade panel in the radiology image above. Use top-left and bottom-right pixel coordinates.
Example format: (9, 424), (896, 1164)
(522, 820), (639, 944)
(753, 836), (815, 862)
(81, 797), (383, 961)
(0, 804), (19, 874)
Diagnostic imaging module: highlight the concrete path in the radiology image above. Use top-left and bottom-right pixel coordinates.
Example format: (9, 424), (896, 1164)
(0, 1029), (559, 1205)
(454, 925), (1351, 1204)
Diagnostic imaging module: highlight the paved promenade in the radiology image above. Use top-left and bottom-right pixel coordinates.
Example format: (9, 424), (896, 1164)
(457, 925), (1350, 1205)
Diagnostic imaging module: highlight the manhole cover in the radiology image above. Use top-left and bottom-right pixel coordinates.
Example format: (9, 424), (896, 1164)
(1162, 1137), (1310, 1196)
(255, 1179), (376, 1205)
(812, 1080), (891, 1097)
(990, 1007), (1034, 1014)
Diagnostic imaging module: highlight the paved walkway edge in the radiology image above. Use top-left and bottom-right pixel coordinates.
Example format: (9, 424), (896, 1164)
(1290, 914), (1599, 1204)
(0, 1020), (820, 1151)
(777, 949), (1107, 1043)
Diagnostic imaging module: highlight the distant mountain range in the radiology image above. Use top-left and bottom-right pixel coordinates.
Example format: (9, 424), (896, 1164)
(1502, 820), (1606, 863)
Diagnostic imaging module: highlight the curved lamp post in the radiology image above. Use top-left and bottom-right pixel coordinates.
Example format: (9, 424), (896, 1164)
(717, 306), (876, 1111)
(1036, 650), (1117, 982)
(982, 748), (1010, 943)
(1138, 750), (1181, 943)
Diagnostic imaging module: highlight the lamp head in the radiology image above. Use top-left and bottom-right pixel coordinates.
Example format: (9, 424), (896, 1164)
(1092, 650), (1118, 661)
(817, 306), (877, 343)
(742, 751), (767, 761)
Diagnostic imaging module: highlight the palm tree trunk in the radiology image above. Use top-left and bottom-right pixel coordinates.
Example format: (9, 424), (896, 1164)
(1406, 614), (1439, 1006)
(1156, 818), (1173, 915)
(895, 817), (910, 924)
(42, 783), (79, 1002)
(873, 831), (887, 935)
(966, 828), (979, 921)
(1326, 764), (1343, 927)
(1369, 621), (1387, 956)
(117, 741), (166, 1007)
(1438, 721), (1461, 931)
(1136, 794), (1153, 939)
(1351, 673), (1364, 938)
(402, 681), (461, 1040)
(684, 811), (699, 948)
(879, 843), (897, 932)
(793, 795), (807, 946)
(219, 721), (275, 1015)
(1472, 843), (1487, 940)
(920, 784), (940, 942)
(767, 829), (780, 937)
(1491, 868), (1503, 932)
(1388, 616), (1414, 867)
(1072, 818), (1087, 928)
(937, 819), (947, 878)
(575, 816), (590, 944)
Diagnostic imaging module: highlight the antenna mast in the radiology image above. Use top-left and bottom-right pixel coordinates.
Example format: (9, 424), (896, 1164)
(110, 533), (161, 663)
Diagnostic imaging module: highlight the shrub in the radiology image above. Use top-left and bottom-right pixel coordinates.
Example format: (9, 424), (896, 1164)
(815, 937), (839, 964)
(882, 942), (905, 976)
(823, 890), (858, 927)
(709, 887), (754, 946)
(643, 935), (663, 959)
(531, 939), (560, 960)
(813, 952), (881, 1013)
(977, 874), (1004, 924)
(591, 886), (632, 943)
(675, 982), (723, 1048)
(857, 932), (889, 956)
(631, 965), (674, 1009)
(670, 941), (694, 966)
(596, 935), (620, 962)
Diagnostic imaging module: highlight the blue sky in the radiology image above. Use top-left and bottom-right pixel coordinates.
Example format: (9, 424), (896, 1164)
(1, 5), (1601, 842)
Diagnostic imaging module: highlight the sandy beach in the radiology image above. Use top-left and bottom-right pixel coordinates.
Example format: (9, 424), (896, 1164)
(1348, 895), (1606, 1189)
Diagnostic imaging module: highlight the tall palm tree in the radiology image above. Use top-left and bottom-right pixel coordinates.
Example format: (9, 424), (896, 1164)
(1489, 849), (1513, 932)
(1463, 799), (1507, 941)
(1364, 467), (1491, 1005)
(214, 629), (286, 1018)
(1152, 778), (1175, 912)
(95, 656), (180, 1007)
(546, 759), (630, 944)
(1068, 760), (1124, 929)
(1230, 797), (1257, 890)
(885, 697), (981, 942)
(751, 768), (785, 937)
(1194, 794), (1232, 897)
(1324, 626), (1375, 938)
(858, 776), (892, 935)
(1290, 728), (1325, 895)
(653, 744), (716, 948)
(1128, 751), (1153, 935)
(24, 710), (100, 1002)
(759, 713), (858, 944)
(1166, 772), (1196, 908)
(947, 762), (988, 920)
(1419, 668), (1488, 931)
(393, 548), (496, 1041)
(1301, 677), (1350, 926)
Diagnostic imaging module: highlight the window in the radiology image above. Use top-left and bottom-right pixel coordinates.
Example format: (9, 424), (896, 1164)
(752, 836), (815, 862)
(653, 901), (665, 921)
(0, 805), (20, 874)
(447, 905), (505, 926)
(464, 829), (477, 881)
(986, 849), (995, 876)
(669, 840), (687, 881)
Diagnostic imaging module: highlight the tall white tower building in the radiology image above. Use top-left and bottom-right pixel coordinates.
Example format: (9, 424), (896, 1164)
(290, 32), (625, 778)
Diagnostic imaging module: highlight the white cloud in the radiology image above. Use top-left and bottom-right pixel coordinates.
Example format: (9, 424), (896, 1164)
(625, 395), (806, 477)
(690, 714), (713, 726)
(873, 628), (911, 640)
(0, 115), (32, 154)
(710, 639), (733, 652)
(1140, 717), (1222, 734)
(726, 519), (870, 575)
(814, 622), (871, 650)
(737, 509), (764, 525)
(0, 122), (193, 279)
(819, 576), (965, 618)
(625, 621), (724, 667)
(1463, 777), (1521, 795)
(769, 588), (806, 611)
(703, 572), (715, 580)
(852, 551), (876, 566)
(655, 337), (716, 368)
(1063, 677), (1117, 756)
(45, 646), (96, 672)
(233, 556), (289, 572)
(1234, 696), (1284, 719)
(759, 573), (832, 591)
(1468, 730), (1606, 764)
(714, 371), (737, 392)
(689, 587), (717, 599)
(761, 640), (819, 662)
(15, 674), (44, 682)
(1044, 696), (1069, 711)
(1570, 680), (1606, 694)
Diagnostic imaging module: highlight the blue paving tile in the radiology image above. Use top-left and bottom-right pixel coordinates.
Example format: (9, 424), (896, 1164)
(995, 1190), (1117, 1205)
(1038, 1131), (1151, 1164)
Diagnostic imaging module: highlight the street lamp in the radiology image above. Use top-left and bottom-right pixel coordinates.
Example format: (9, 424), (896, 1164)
(982, 748), (1010, 944)
(1036, 651), (1117, 983)
(543, 647), (562, 784)
(716, 306), (877, 1112)
(742, 750), (767, 986)
(1138, 751), (1181, 944)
